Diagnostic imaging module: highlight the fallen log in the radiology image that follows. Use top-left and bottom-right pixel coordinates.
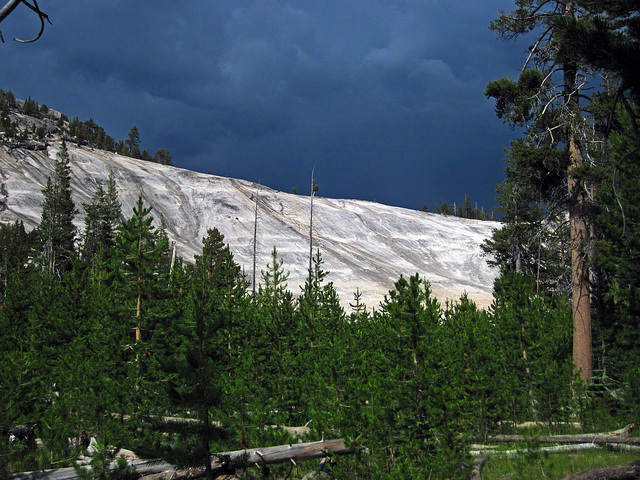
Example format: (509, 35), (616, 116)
(8, 438), (360, 480)
(469, 443), (601, 456)
(112, 414), (310, 439)
(501, 421), (583, 430)
(609, 444), (640, 454)
(109, 413), (222, 427)
(211, 437), (358, 470)
(561, 460), (640, 480)
(481, 434), (640, 446)
(499, 423), (633, 435)
(470, 455), (488, 480)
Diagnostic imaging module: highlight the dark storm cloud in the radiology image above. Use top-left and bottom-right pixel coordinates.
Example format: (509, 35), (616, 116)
(2, 0), (525, 210)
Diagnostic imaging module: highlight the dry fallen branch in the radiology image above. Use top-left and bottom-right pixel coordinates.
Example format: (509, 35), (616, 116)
(8, 438), (361, 480)
(470, 443), (601, 456)
(503, 421), (584, 430)
(468, 425), (639, 479)
(470, 455), (488, 480)
(483, 434), (640, 446)
(478, 424), (638, 447)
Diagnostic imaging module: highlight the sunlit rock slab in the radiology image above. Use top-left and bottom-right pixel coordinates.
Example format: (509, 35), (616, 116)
(0, 143), (499, 311)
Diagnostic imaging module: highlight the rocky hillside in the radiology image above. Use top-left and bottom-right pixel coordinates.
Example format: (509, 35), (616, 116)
(0, 142), (498, 310)
(0, 95), (498, 310)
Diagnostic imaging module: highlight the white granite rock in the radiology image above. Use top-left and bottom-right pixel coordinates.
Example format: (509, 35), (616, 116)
(0, 142), (498, 311)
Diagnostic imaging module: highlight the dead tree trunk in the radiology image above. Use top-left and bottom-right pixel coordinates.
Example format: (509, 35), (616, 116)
(482, 434), (640, 446)
(8, 438), (360, 480)
(562, 460), (640, 480)
(470, 455), (488, 480)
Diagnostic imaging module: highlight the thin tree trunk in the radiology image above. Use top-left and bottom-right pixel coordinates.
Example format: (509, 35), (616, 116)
(252, 186), (259, 295)
(227, 281), (233, 363)
(520, 323), (538, 422)
(201, 408), (213, 480)
(136, 220), (143, 342)
(170, 242), (176, 272)
(309, 167), (315, 274)
(135, 294), (142, 341)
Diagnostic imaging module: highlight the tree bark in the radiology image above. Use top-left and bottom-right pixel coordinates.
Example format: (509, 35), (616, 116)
(563, 1), (593, 382)
(569, 130), (592, 382)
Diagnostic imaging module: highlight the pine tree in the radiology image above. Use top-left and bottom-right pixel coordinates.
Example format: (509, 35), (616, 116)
(553, 3), (640, 104)
(195, 228), (242, 364)
(21, 96), (39, 117)
(126, 125), (141, 157)
(154, 230), (242, 478)
(489, 272), (573, 425)
(295, 250), (348, 430)
(482, 140), (571, 292)
(552, 3), (640, 389)
(38, 141), (77, 275)
(463, 195), (472, 218)
(378, 274), (467, 475)
(254, 247), (298, 423)
(117, 197), (169, 345)
(588, 88), (640, 397)
(153, 148), (173, 166)
(297, 249), (329, 329)
(115, 140), (127, 155)
(487, 1), (599, 381)
(0, 224), (41, 439)
(0, 221), (36, 301)
(113, 197), (176, 426)
(82, 172), (121, 269)
(349, 288), (368, 318)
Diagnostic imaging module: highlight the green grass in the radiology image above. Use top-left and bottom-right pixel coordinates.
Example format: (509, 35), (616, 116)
(481, 447), (639, 480)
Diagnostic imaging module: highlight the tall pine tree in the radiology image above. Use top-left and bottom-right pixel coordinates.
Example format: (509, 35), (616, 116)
(38, 141), (77, 275)
(82, 171), (121, 270)
(487, 1), (599, 380)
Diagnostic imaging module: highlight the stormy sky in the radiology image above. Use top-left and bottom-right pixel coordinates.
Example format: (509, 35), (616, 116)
(2, 1), (528, 212)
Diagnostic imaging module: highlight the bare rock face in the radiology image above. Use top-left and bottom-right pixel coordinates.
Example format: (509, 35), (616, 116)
(0, 142), (498, 310)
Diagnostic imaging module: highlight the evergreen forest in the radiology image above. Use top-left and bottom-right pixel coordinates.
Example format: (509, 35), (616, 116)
(0, 89), (173, 165)
(0, 143), (636, 479)
(2, 0), (640, 478)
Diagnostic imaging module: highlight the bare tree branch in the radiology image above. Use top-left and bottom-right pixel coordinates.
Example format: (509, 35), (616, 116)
(0, 0), (22, 41)
(13, 0), (50, 42)
(0, 0), (21, 22)
(522, 25), (554, 73)
(0, 0), (50, 43)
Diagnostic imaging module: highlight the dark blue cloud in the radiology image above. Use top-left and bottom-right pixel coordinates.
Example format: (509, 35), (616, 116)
(2, 0), (526, 211)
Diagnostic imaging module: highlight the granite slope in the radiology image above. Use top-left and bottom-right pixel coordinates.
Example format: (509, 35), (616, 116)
(0, 143), (499, 310)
